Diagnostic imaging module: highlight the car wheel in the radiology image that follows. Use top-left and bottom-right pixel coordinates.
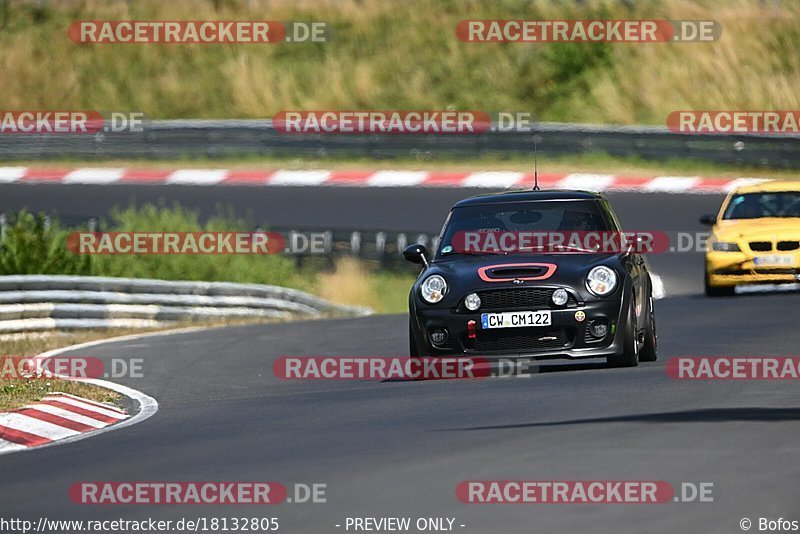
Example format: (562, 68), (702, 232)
(638, 293), (658, 362)
(607, 294), (639, 368)
(704, 271), (735, 297)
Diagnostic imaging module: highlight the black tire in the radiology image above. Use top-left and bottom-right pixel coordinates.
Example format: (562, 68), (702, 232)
(704, 271), (735, 297)
(638, 293), (658, 362)
(607, 295), (639, 368)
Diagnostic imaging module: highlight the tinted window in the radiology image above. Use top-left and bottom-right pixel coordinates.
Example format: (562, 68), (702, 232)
(723, 192), (800, 220)
(437, 200), (609, 257)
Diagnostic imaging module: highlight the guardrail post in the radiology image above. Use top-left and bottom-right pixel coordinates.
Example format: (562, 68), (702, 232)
(350, 231), (361, 258)
(375, 232), (387, 267)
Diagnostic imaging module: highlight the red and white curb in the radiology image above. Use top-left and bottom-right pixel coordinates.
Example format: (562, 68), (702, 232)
(0, 167), (771, 193)
(0, 392), (128, 452)
(0, 329), (185, 455)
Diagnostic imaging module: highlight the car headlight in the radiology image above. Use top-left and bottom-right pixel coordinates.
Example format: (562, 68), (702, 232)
(586, 266), (618, 297)
(552, 288), (569, 306)
(464, 292), (481, 311)
(712, 242), (740, 252)
(420, 275), (447, 304)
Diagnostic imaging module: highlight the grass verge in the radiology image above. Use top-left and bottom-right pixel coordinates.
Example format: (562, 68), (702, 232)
(0, 378), (123, 412)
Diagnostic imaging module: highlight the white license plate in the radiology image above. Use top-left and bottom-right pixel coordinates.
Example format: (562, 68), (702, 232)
(481, 310), (551, 329)
(754, 255), (795, 266)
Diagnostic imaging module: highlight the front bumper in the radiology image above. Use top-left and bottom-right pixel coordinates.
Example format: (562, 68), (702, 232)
(412, 297), (627, 361)
(706, 251), (800, 287)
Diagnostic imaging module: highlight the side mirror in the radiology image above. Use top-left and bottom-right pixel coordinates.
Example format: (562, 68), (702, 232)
(403, 244), (429, 267)
(699, 214), (717, 226)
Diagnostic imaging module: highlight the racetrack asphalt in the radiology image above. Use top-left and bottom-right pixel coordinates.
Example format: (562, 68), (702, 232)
(0, 184), (797, 533)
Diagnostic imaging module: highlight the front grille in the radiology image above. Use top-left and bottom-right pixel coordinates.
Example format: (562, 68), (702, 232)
(715, 268), (749, 276)
(777, 241), (800, 251)
(749, 241), (773, 252)
(754, 268), (800, 276)
(715, 267), (799, 276)
(474, 327), (573, 353)
(477, 288), (577, 310)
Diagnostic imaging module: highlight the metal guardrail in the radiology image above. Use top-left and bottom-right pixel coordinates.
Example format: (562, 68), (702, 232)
(0, 119), (798, 168)
(0, 275), (371, 332)
(0, 214), (439, 268)
(275, 228), (438, 268)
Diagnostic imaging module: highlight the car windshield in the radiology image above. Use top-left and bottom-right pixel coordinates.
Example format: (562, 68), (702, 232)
(722, 192), (800, 220)
(437, 200), (610, 257)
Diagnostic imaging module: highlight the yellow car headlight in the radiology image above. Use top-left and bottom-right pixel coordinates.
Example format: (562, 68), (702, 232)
(712, 242), (741, 252)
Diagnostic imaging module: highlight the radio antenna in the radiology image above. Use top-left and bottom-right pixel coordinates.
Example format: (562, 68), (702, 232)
(532, 124), (540, 191)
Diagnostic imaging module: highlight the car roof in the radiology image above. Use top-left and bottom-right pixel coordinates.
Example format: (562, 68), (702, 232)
(452, 189), (605, 208)
(732, 180), (800, 195)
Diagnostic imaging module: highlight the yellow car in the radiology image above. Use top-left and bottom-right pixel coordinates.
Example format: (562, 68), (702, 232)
(702, 181), (800, 296)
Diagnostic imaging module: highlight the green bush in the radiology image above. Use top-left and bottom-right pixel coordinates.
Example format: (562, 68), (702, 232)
(0, 204), (302, 288)
(0, 211), (92, 275)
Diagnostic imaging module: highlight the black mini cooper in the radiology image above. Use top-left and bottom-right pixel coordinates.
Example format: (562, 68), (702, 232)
(404, 190), (657, 367)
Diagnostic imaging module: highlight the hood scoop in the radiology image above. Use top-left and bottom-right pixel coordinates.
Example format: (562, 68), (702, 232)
(489, 266), (547, 278)
(477, 263), (557, 282)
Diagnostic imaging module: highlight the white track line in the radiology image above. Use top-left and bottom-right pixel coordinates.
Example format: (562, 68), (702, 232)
(268, 170), (331, 186)
(0, 167), (27, 183)
(644, 176), (700, 193)
(166, 169), (227, 185)
(366, 170), (429, 187)
(724, 177), (770, 192)
(63, 168), (124, 184)
(462, 171), (526, 188)
(558, 173), (615, 191)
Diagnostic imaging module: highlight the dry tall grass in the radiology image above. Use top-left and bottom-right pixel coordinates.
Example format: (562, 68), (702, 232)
(316, 258), (414, 313)
(0, 0), (797, 124)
